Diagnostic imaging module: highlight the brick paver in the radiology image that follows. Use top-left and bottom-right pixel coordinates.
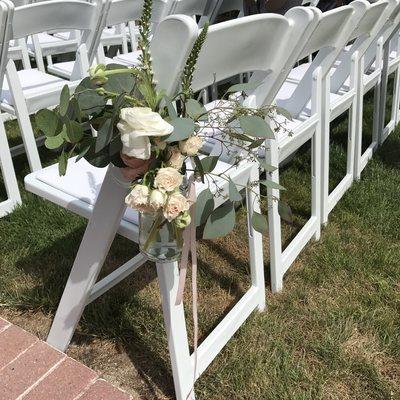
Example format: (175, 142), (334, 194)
(78, 379), (132, 400)
(0, 341), (65, 400)
(0, 325), (38, 369)
(0, 318), (132, 400)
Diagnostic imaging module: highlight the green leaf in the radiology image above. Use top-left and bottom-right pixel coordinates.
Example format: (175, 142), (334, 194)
(59, 84), (70, 117)
(193, 155), (205, 183)
(226, 81), (261, 94)
(165, 117), (195, 142)
(229, 179), (242, 202)
(58, 150), (68, 176)
(257, 158), (277, 173)
(259, 180), (286, 191)
(195, 188), (215, 226)
(239, 115), (275, 139)
(66, 121), (84, 143)
(186, 99), (207, 121)
(35, 109), (61, 137)
(76, 143), (91, 162)
(45, 133), (64, 149)
(278, 201), (293, 223)
(75, 78), (106, 114)
(104, 70), (135, 95)
(164, 95), (177, 119)
(203, 202), (236, 239)
(275, 107), (293, 121)
(198, 156), (219, 174)
(95, 119), (114, 152)
(251, 211), (268, 234)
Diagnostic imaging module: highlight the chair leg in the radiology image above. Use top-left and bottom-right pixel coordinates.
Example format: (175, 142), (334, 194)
(246, 165), (266, 310)
(265, 139), (283, 293)
(6, 61), (42, 172)
(156, 261), (195, 400)
(320, 83), (330, 226)
(47, 166), (130, 351)
(0, 119), (21, 217)
(311, 126), (321, 242)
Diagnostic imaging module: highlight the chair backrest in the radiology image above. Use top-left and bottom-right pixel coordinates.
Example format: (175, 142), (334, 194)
(151, 14), (199, 96)
(363, 0), (400, 71)
(191, 7), (318, 102)
(169, 0), (209, 16)
(277, 2), (372, 117)
(0, 0), (9, 86)
(330, 0), (393, 93)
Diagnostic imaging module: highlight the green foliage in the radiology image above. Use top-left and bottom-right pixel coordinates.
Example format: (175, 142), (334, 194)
(239, 115), (275, 139)
(165, 118), (195, 142)
(251, 211), (268, 234)
(203, 202), (236, 239)
(181, 21), (209, 100)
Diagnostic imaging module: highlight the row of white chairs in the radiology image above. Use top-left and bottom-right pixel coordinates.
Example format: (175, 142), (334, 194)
(1, 0), (400, 399)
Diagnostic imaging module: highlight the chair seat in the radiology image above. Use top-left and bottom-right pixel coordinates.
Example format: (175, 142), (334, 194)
(47, 58), (114, 79)
(27, 33), (78, 56)
(25, 156), (252, 240)
(113, 50), (140, 66)
(1, 68), (78, 113)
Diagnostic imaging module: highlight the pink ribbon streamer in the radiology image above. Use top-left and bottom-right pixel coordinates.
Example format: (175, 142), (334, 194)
(174, 176), (198, 399)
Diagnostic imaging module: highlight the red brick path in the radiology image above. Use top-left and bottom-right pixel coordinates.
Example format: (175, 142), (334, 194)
(0, 318), (132, 400)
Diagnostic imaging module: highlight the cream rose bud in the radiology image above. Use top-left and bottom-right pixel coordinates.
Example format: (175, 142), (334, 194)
(175, 211), (191, 229)
(154, 167), (183, 192)
(149, 189), (165, 210)
(118, 107), (173, 160)
(179, 135), (203, 156)
(167, 147), (185, 170)
(125, 184), (150, 211)
(164, 193), (190, 222)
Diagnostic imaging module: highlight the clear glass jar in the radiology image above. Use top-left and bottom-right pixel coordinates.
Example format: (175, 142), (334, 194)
(139, 211), (184, 262)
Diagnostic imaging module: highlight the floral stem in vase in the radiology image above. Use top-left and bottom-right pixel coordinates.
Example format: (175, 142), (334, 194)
(142, 213), (164, 252)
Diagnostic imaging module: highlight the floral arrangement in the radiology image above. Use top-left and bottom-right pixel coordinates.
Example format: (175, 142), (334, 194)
(35, 0), (292, 261)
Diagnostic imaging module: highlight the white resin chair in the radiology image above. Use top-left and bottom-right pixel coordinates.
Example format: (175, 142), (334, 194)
(0, 0), (21, 216)
(241, 5), (359, 292)
(340, 0), (400, 179)
(0, 0), (106, 172)
(24, 11), (320, 399)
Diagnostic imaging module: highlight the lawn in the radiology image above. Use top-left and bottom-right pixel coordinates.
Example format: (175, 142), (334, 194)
(0, 89), (399, 399)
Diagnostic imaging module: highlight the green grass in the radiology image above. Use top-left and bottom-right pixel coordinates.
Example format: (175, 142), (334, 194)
(0, 88), (399, 399)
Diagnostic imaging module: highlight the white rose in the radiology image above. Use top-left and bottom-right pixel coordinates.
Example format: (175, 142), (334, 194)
(118, 107), (173, 160)
(149, 189), (166, 210)
(164, 193), (190, 222)
(154, 167), (183, 192)
(179, 135), (203, 156)
(167, 146), (186, 170)
(125, 184), (150, 212)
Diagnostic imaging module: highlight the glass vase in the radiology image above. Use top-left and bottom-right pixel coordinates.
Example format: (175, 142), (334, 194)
(139, 211), (184, 262)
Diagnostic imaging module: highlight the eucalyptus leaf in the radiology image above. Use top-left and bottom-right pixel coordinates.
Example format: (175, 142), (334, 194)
(164, 95), (177, 119)
(104, 71), (135, 95)
(58, 150), (68, 176)
(45, 133), (64, 150)
(95, 119), (114, 152)
(67, 121), (84, 143)
(203, 202), (236, 239)
(239, 115), (275, 139)
(186, 98), (207, 120)
(260, 180), (286, 191)
(251, 211), (268, 234)
(229, 179), (242, 202)
(195, 188), (215, 227)
(75, 78), (106, 114)
(76, 143), (91, 162)
(198, 156), (219, 174)
(165, 117), (194, 142)
(275, 107), (293, 121)
(35, 109), (61, 137)
(257, 158), (277, 173)
(278, 201), (293, 223)
(226, 81), (261, 94)
(59, 84), (70, 117)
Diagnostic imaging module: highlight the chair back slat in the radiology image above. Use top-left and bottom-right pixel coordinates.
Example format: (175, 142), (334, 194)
(170, 0), (209, 16)
(7, 0), (101, 39)
(151, 14), (199, 96)
(192, 8), (317, 95)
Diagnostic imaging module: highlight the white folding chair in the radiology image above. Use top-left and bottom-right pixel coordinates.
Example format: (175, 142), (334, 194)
(24, 11), (321, 398)
(0, 0), (21, 217)
(258, 4), (363, 291)
(0, 0), (106, 172)
(336, 0), (399, 180)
